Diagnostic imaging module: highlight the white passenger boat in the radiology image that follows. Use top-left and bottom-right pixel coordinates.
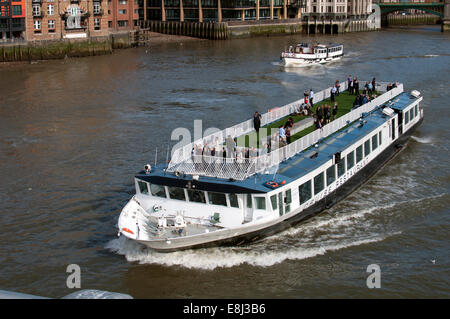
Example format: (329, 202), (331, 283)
(117, 82), (423, 252)
(281, 43), (344, 67)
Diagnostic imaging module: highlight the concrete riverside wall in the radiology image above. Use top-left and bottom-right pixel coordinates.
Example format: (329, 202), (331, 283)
(140, 21), (229, 40)
(0, 33), (135, 63)
(383, 14), (440, 26)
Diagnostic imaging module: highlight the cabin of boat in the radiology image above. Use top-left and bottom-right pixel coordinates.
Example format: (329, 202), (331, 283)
(118, 82), (423, 251)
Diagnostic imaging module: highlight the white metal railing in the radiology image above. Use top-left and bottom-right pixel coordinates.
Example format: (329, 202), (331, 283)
(166, 81), (402, 180)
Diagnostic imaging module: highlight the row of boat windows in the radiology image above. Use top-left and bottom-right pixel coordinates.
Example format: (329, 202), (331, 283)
(137, 181), (277, 210)
(299, 131), (382, 205)
(137, 180), (292, 212)
(405, 104), (418, 125)
(328, 47), (342, 53)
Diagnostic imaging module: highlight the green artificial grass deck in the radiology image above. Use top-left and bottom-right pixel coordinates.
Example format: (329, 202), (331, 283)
(235, 90), (379, 148)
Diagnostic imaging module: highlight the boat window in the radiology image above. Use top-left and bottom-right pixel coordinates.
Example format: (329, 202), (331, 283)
(314, 172), (324, 195)
(286, 189), (292, 204)
(150, 184), (166, 198)
(379, 131), (382, 145)
(254, 197), (266, 210)
(229, 193), (239, 208)
(372, 134), (378, 150)
(356, 145), (363, 163)
(270, 195), (277, 210)
(299, 180), (312, 205)
(347, 151), (355, 170)
(405, 110), (410, 125)
(187, 189), (206, 203)
(168, 186), (186, 201)
(138, 180), (149, 195)
(326, 165), (336, 186)
(415, 105), (418, 117)
(246, 193), (252, 208)
(410, 109), (414, 121)
(209, 192), (227, 206)
(364, 139), (371, 157)
(337, 157), (346, 177)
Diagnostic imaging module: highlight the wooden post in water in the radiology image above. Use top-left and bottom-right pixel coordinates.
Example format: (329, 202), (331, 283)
(256, 0), (260, 21)
(270, 0), (274, 20)
(162, 0), (166, 22)
(199, 0), (203, 23)
(218, 0), (222, 22)
(180, 0), (185, 22)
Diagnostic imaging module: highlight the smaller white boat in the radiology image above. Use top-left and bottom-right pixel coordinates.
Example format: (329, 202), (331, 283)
(281, 43), (344, 67)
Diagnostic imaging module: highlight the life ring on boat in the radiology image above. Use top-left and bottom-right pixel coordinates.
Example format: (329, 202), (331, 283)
(265, 181), (279, 188)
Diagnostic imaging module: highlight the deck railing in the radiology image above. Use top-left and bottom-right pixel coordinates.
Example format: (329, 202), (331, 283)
(167, 82), (403, 180)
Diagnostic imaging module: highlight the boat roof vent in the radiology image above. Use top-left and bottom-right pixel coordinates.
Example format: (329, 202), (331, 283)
(411, 90), (421, 98)
(382, 107), (395, 117)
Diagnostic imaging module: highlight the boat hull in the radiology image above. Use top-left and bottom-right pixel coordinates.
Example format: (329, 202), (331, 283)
(136, 115), (424, 252)
(282, 55), (343, 67)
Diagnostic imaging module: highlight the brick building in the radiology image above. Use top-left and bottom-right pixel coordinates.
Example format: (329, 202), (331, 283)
(107, 0), (140, 30)
(25, 0), (110, 41)
(0, 0), (26, 40)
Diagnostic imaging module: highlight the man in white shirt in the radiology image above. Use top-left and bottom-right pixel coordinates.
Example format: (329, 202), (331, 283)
(309, 89), (314, 107)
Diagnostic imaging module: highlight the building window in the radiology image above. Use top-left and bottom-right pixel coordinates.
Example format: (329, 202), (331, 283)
(94, 2), (101, 14)
(12, 5), (22, 16)
(48, 20), (55, 32)
(187, 189), (206, 203)
(314, 172), (325, 195)
(94, 18), (100, 30)
(299, 180), (312, 205)
(118, 20), (128, 27)
(33, 4), (41, 17)
(48, 4), (54, 16)
(119, 9), (127, 15)
(119, 0), (127, 4)
(326, 165), (336, 186)
(33, 20), (41, 31)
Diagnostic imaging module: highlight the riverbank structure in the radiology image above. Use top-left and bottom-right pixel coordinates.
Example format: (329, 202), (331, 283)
(141, 0), (373, 22)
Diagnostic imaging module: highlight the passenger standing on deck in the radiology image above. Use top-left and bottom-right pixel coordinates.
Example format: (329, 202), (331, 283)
(335, 80), (340, 95)
(226, 135), (235, 159)
(372, 77), (376, 93)
(253, 111), (262, 133)
(279, 126), (286, 146)
(348, 75), (353, 94)
(353, 78), (359, 95)
(332, 102), (338, 120)
(309, 89), (314, 108)
(331, 86), (337, 102)
(285, 125), (291, 144)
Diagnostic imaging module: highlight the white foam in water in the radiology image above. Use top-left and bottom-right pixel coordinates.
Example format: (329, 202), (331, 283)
(106, 235), (388, 270)
(411, 135), (434, 144)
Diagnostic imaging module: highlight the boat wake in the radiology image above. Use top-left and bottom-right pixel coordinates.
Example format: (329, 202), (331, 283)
(411, 135), (434, 144)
